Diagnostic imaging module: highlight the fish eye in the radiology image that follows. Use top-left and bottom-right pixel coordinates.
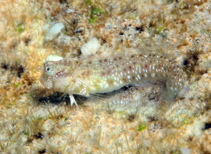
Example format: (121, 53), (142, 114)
(46, 67), (51, 72)
(45, 66), (55, 76)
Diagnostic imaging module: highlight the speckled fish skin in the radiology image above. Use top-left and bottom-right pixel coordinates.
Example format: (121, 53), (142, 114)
(40, 53), (186, 101)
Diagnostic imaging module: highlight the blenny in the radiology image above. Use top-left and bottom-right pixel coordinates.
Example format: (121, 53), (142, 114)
(40, 53), (186, 107)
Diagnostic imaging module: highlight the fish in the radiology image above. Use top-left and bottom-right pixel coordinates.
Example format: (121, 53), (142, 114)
(40, 53), (186, 107)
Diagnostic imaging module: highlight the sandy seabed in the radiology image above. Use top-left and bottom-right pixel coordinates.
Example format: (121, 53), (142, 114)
(0, 0), (211, 153)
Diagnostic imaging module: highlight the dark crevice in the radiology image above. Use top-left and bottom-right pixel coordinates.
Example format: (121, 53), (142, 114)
(1, 62), (25, 78)
(34, 132), (44, 140)
(17, 65), (25, 78)
(37, 92), (87, 105)
(135, 26), (144, 33)
(38, 149), (46, 154)
(1, 63), (8, 70)
(203, 122), (211, 130)
(59, 0), (68, 4)
(24, 38), (31, 46)
(183, 49), (200, 77)
(127, 114), (136, 122)
(38, 92), (70, 104)
(119, 32), (124, 35)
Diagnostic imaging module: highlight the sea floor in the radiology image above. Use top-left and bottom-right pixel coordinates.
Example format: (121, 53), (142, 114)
(0, 0), (211, 153)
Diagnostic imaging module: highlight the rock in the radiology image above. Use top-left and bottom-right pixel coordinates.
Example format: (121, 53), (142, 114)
(180, 147), (191, 154)
(46, 55), (63, 61)
(80, 37), (101, 57)
(44, 23), (65, 41)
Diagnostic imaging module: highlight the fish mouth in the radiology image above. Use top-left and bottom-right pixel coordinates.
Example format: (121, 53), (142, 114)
(55, 70), (64, 77)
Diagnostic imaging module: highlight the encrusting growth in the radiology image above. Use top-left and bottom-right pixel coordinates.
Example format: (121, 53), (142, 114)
(40, 53), (186, 107)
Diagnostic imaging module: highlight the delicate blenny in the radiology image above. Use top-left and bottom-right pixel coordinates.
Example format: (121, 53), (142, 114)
(40, 53), (186, 107)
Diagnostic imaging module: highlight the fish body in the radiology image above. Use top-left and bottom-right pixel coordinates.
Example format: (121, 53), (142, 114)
(40, 53), (186, 106)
